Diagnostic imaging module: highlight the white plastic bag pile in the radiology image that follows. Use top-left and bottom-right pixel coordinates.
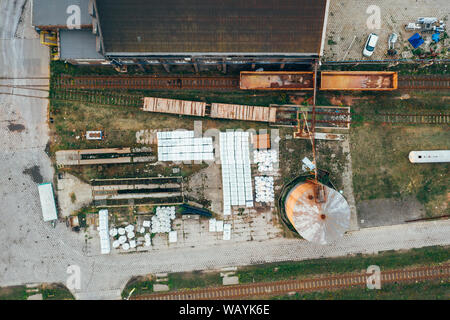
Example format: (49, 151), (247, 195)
(151, 206), (176, 233)
(255, 176), (275, 203)
(253, 150), (278, 172)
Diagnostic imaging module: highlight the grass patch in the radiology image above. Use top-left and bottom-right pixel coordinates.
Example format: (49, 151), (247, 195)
(123, 246), (449, 298)
(121, 276), (154, 299)
(350, 123), (449, 216)
(271, 281), (450, 300)
(41, 283), (75, 300)
(0, 283), (74, 300)
(0, 286), (27, 300)
(168, 271), (222, 291)
(236, 246), (450, 284)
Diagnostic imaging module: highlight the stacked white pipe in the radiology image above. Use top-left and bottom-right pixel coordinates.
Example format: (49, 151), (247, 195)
(152, 206), (176, 233)
(253, 150), (278, 172)
(255, 176), (275, 203)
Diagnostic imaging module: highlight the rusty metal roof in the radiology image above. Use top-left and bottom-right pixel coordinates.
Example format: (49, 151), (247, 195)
(95, 0), (328, 55)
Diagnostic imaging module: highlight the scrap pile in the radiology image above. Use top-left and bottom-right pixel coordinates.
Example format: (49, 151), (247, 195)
(151, 206), (176, 233)
(254, 176), (275, 203)
(253, 150), (278, 172)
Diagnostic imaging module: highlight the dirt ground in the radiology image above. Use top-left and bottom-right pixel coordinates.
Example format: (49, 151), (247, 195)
(56, 173), (93, 217)
(357, 196), (425, 228)
(323, 0), (450, 61)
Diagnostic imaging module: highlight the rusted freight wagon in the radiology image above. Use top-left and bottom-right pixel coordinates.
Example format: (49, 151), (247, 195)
(320, 71), (398, 91)
(240, 72), (314, 90)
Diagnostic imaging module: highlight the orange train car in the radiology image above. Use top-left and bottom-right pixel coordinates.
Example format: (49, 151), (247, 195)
(320, 71), (398, 91)
(240, 71), (398, 91)
(240, 71), (314, 90)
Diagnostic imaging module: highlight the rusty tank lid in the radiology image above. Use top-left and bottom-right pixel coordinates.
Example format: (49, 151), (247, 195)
(284, 180), (350, 245)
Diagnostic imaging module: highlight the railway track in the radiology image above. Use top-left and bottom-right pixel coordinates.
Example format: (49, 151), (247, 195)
(53, 74), (450, 91)
(398, 75), (450, 90)
(132, 264), (450, 300)
(49, 90), (449, 125)
(50, 89), (143, 107)
(53, 75), (240, 91)
(380, 113), (450, 124)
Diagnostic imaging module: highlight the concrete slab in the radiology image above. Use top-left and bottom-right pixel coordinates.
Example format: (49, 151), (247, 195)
(222, 276), (239, 286)
(153, 284), (169, 292)
(27, 293), (43, 300)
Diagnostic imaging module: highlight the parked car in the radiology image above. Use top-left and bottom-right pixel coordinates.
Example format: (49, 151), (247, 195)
(363, 33), (379, 57)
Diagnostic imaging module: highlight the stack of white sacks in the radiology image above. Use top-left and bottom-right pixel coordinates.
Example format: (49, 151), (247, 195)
(253, 150), (278, 172)
(109, 206), (176, 250)
(151, 206), (176, 233)
(255, 176), (275, 203)
(110, 224), (136, 251)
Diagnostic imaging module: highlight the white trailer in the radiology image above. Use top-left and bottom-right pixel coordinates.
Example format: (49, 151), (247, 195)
(38, 183), (58, 223)
(409, 150), (450, 163)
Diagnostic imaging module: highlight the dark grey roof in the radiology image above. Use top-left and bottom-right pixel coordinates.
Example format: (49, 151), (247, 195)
(96, 0), (327, 55)
(59, 29), (104, 60)
(32, 0), (92, 27)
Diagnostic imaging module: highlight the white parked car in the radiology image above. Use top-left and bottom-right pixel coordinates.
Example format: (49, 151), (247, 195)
(363, 33), (379, 57)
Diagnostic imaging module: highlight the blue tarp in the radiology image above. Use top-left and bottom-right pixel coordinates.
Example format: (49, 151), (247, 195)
(432, 33), (440, 43)
(408, 33), (424, 49)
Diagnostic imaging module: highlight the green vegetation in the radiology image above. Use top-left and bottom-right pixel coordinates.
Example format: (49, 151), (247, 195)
(271, 281), (449, 300)
(351, 125), (448, 216)
(168, 271), (222, 291)
(0, 286), (27, 300)
(236, 246), (449, 284)
(349, 94), (449, 216)
(0, 284), (74, 300)
(121, 276), (154, 299)
(70, 192), (76, 203)
(121, 246), (449, 298)
(41, 284), (75, 300)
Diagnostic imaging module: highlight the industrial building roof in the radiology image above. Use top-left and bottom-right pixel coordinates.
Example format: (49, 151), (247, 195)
(95, 0), (328, 55)
(32, 0), (92, 28)
(59, 29), (104, 60)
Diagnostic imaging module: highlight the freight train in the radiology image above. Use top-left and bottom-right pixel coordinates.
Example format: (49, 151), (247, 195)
(240, 71), (398, 91)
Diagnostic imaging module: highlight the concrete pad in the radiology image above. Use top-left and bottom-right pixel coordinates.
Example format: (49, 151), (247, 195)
(27, 293), (43, 300)
(153, 284), (169, 292)
(223, 276), (239, 286)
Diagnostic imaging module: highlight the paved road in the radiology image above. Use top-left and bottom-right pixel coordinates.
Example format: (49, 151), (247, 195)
(0, 1), (449, 300)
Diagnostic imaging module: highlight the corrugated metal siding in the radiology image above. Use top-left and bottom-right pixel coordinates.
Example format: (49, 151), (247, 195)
(96, 0), (327, 54)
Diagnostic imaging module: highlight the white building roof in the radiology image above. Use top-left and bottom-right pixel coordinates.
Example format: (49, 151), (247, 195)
(38, 183), (58, 222)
